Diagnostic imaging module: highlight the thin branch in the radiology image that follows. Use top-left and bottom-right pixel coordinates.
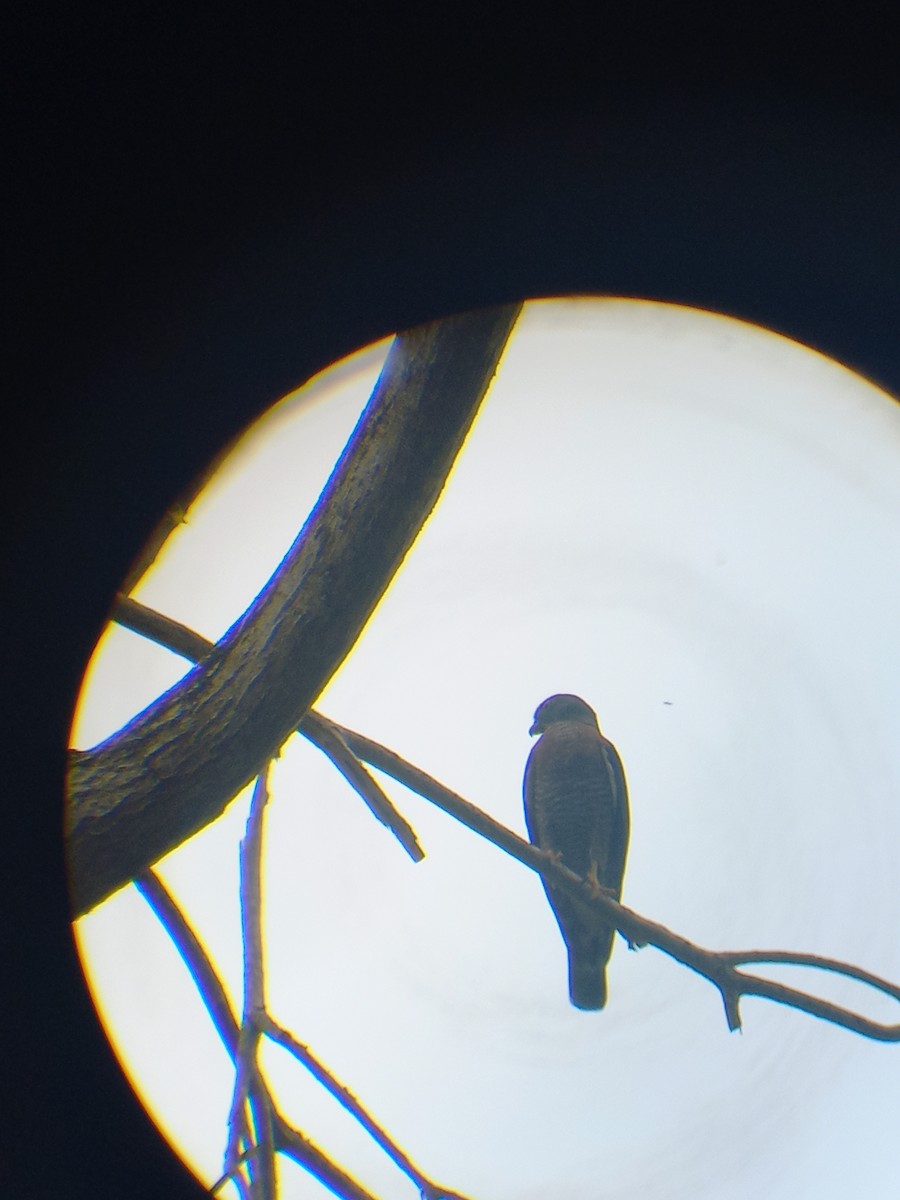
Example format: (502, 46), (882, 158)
(114, 593), (215, 661)
(211, 1148), (252, 1199)
(242, 769), (271, 1018)
(137, 851), (445, 1200)
(135, 870), (240, 1059)
(270, 1117), (381, 1200)
(228, 767), (276, 1200)
(331, 725), (900, 1040)
(110, 607), (473, 1187)
(120, 446), (232, 594)
(719, 950), (900, 1036)
(335, 721), (547, 869)
(110, 594), (427, 866)
(119, 502), (189, 596)
(721, 947), (900, 994)
(136, 869), (280, 1197)
(303, 711), (424, 863)
(124, 600), (900, 1041)
(262, 1017), (474, 1200)
(216, 1108), (383, 1200)
(224, 1029), (268, 1200)
(244, 1065), (277, 1200)
(67, 304), (523, 916)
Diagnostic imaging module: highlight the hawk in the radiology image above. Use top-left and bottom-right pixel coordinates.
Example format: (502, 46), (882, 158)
(523, 694), (630, 1010)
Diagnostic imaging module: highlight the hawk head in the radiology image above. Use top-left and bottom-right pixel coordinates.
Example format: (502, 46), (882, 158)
(529, 693), (599, 737)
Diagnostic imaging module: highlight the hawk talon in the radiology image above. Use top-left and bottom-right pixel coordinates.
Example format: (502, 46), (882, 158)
(584, 863), (608, 898)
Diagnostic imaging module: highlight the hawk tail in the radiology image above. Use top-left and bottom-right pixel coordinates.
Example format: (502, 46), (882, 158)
(568, 957), (607, 1011)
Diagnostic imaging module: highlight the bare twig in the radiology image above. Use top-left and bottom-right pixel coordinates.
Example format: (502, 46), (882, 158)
(262, 1016), (473, 1200)
(136, 867), (276, 1195)
(135, 870), (240, 1058)
(269, 1118), (381, 1200)
(138, 853), (449, 1199)
(718, 950), (900, 1037)
(120, 446), (232, 595)
(224, 768), (276, 1200)
(135, 867), (277, 1198)
(242, 770), (271, 1018)
(302, 711), (424, 862)
(119, 502), (189, 596)
(114, 593), (214, 662)
(211, 1149), (252, 1199)
(224, 1027), (271, 1200)
(110, 595), (427, 866)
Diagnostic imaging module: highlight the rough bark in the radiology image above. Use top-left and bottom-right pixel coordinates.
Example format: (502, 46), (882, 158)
(67, 304), (523, 916)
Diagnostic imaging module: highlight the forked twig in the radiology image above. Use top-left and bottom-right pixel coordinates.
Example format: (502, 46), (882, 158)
(137, 765), (471, 1200)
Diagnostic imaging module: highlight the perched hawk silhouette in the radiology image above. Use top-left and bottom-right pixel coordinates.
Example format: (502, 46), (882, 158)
(524, 694), (630, 1010)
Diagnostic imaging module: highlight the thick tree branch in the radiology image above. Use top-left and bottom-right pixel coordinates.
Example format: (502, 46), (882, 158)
(67, 304), (522, 915)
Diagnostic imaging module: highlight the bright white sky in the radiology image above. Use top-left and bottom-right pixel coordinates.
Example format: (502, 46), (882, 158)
(71, 298), (900, 1199)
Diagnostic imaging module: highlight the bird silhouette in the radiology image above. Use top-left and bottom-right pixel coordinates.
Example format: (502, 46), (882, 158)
(523, 694), (630, 1010)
